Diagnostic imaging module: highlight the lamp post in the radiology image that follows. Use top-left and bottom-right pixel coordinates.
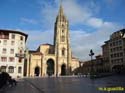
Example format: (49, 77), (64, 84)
(89, 49), (94, 79)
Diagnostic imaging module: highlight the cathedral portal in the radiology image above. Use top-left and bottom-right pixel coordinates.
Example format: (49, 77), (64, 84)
(46, 59), (55, 76)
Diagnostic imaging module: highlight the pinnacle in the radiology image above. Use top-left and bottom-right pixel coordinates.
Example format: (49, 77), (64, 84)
(58, 3), (64, 16)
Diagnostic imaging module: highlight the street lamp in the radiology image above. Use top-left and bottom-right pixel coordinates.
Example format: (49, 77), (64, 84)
(89, 49), (94, 79)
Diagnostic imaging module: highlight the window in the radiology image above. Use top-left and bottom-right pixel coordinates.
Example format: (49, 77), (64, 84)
(120, 53), (123, 57)
(10, 49), (14, 54)
(20, 36), (23, 41)
(1, 66), (6, 72)
(11, 41), (15, 45)
(1, 57), (7, 62)
(116, 41), (118, 46)
(111, 60), (114, 63)
(116, 47), (119, 51)
(113, 48), (116, 52)
(110, 54), (113, 58)
(20, 42), (23, 45)
(117, 53), (119, 57)
(62, 24), (64, 28)
(62, 30), (64, 33)
(0, 33), (2, 39)
(9, 57), (15, 62)
(0, 32), (9, 39)
(114, 54), (116, 57)
(113, 42), (115, 46)
(119, 46), (122, 50)
(110, 49), (112, 52)
(3, 40), (7, 45)
(62, 48), (65, 56)
(8, 66), (14, 73)
(3, 48), (7, 54)
(19, 58), (22, 63)
(48, 48), (54, 54)
(61, 36), (65, 42)
(18, 67), (22, 73)
(120, 58), (123, 62)
(20, 50), (22, 54)
(110, 43), (112, 47)
(119, 40), (122, 45)
(12, 34), (15, 39)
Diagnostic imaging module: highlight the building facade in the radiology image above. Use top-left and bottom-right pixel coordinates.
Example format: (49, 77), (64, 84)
(26, 5), (79, 77)
(77, 55), (105, 75)
(0, 30), (28, 78)
(102, 29), (125, 73)
(101, 41), (110, 72)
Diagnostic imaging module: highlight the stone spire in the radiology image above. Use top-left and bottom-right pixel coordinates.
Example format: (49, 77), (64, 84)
(56, 1), (67, 22)
(58, 4), (64, 16)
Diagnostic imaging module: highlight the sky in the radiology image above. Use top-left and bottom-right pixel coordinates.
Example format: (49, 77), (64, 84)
(0, 0), (125, 61)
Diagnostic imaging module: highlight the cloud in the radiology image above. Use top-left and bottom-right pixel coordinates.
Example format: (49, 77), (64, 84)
(70, 22), (122, 60)
(24, 30), (54, 50)
(104, 0), (115, 5)
(38, 0), (93, 28)
(37, 0), (111, 29)
(18, 0), (123, 61)
(62, 0), (92, 25)
(87, 18), (104, 28)
(21, 18), (38, 24)
(37, 0), (58, 29)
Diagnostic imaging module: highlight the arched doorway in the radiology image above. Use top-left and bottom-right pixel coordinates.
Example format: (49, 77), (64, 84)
(46, 59), (54, 76)
(61, 64), (66, 75)
(112, 65), (123, 74)
(34, 66), (40, 76)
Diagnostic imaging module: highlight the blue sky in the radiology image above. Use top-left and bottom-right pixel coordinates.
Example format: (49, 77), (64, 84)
(0, 0), (125, 60)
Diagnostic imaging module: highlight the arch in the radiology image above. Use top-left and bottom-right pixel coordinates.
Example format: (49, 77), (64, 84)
(8, 66), (14, 73)
(61, 64), (66, 75)
(34, 66), (40, 76)
(46, 59), (54, 76)
(112, 65), (123, 74)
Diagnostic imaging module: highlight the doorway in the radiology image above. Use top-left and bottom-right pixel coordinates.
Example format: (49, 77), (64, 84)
(61, 64), (66, 75)
(46, 59), (54, 76)
(34, 66), (40, 76)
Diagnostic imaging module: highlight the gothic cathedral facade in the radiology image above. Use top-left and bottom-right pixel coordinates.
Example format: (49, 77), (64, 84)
(26, 5), (79, 77)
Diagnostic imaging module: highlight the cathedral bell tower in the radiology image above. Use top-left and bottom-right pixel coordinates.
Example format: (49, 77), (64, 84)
(54, 4), (72, 76)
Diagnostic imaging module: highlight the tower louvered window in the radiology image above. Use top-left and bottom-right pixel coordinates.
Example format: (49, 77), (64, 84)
(61, 36), (65, 42)
(62, 48), (65, 56)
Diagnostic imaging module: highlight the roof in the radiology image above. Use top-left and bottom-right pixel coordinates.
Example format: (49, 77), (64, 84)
(0, 29), (28, 40)
(31, 52), (43, 55)
(29, 50), (43, 55)
(110, 28), (125, 39)
(29, 50), (37, 53)
(116, 29), (125, 33)
(72, 57), (78, 59)
(42, 43), (53, 46)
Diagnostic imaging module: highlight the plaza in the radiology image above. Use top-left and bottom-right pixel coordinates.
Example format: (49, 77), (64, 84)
(2, 75), (125, 93)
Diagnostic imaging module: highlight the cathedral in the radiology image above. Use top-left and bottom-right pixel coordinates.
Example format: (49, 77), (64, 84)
(26, 4), (79, 77)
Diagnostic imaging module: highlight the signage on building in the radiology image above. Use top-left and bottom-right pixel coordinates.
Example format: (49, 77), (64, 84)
(15, 54), (25, 58)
